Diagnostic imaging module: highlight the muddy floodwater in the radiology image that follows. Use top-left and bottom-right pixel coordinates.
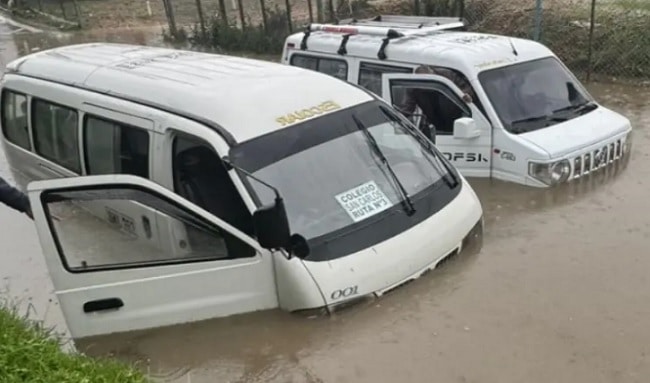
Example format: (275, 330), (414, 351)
(1, 19), (650, 383)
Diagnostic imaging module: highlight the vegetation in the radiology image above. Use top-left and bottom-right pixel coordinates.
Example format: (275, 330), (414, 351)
(0, 304), (149, 383)
(169, 0), (647, 80)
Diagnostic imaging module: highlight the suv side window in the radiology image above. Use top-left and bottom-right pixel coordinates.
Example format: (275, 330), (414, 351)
(32, 98), (81, 173)
(1, 90), (30, 150)
(358, 62), (412, 96)
(290, 54), (348, 81)
(84, 115), (150, 178)
(390, 80), (471, 135)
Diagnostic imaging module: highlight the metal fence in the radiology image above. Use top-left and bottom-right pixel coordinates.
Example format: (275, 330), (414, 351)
(4, 0), (648, 81)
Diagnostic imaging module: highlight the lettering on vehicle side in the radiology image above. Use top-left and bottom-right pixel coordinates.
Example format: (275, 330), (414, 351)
(115, 52), (196, 69)
(451, 35), (499, 45)
(475, 58), (514, 69)
(331, 285), (359, 300)
(500, 151), (516, 161)
(443, 152), (489, 163)
(276, 100), (341, 126)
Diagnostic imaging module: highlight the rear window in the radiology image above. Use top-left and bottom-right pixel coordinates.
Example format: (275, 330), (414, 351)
(1, 90), (30, 150)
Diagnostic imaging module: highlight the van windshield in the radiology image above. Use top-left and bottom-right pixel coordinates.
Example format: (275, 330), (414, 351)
(479, 57), (596, 134)
(229, 100), (460, 261)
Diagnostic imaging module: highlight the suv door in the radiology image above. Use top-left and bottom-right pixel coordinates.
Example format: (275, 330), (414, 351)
(28, 174), (277, 339)
(382, 73), (493, 178)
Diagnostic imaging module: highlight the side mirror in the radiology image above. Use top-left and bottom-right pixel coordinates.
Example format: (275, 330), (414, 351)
(252, 198), (311, 259)
(253, 198), (291, 251)
(453, 117), (481, 139)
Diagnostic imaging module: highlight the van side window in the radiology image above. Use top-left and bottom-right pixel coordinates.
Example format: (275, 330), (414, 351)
(84, 115), (150, 178)
(358, 62), (412, 96)
(172, 135), (255, 258)
(32, 99), (80, 173)
(42, 185), (255, 272)
(1, 90), (30, 150)
(290, 54), (348, 81)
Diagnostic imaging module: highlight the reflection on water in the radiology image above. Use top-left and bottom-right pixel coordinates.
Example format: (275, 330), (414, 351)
(1, 21), (649, 383)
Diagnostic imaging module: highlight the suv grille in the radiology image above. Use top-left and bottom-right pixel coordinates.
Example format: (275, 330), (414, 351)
(572, 138), (625, 179)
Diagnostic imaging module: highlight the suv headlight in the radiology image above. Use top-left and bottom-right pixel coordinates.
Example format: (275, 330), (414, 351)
(528, 159), (571, 186)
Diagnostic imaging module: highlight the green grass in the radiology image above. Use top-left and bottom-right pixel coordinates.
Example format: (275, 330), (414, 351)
(0, 305), (150, 383)
(616, 0), (650, 12)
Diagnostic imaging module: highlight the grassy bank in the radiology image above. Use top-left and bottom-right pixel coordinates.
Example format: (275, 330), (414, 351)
(0, 306), (149, 383)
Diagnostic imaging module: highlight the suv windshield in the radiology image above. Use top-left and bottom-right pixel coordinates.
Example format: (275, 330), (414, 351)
(229, 100), (461, 261)
(479, 57), (596, 134)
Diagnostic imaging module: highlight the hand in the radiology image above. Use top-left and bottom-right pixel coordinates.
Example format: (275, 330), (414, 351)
(462, 93), (473, 104)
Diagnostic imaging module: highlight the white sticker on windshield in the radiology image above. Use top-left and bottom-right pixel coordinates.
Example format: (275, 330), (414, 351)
(335, 181), (393, 223)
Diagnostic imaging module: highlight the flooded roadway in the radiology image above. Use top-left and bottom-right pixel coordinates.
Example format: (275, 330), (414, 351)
(1, 18), (650, 383)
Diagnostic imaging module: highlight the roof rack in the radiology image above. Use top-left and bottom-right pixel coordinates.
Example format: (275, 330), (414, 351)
(299, 16), (467, 60)
(338, 14), (467, 30)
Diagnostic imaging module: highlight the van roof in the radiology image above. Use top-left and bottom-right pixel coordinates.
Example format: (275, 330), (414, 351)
(286, 30), (553, 79)
(4, 43), (373, 144)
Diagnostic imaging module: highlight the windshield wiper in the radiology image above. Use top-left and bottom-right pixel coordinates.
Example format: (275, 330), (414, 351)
(351, 114), (416, 216)
(512, 114), (569, 125)
(378, 106), (458, 188)
(552, 101), (598, 115)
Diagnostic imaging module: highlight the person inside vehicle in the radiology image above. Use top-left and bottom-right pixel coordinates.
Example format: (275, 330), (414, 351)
(399, 65), (476, 140)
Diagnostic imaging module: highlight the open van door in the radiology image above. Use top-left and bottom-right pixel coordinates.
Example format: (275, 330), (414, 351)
(381, 73), (492, 178)
(27, 174), (277, 339)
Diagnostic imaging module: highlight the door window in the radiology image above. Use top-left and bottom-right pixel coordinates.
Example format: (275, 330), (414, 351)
(42, 184), (256, 272)
(290, 54), (348, 81)
(83, 115), (150, 178)
(358, 62), (412, 96)
(390, 80), (471, 135)
(32, 99), (81, 173)
(172, 135), (254, 247)
(1, 90), (30, 150)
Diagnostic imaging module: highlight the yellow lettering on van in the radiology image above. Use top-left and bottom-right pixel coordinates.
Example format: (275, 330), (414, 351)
(276, 100), (342, 126)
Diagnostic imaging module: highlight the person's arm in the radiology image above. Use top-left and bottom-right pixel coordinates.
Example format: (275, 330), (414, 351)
(0, 176), (32, 218)
(396, 88), (418, 116)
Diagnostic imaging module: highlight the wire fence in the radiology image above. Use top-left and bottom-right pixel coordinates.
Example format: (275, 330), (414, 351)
(161, 0), (649, 81)
(3, 0), (648, 81)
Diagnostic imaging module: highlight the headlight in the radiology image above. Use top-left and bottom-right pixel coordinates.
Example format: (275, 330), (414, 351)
(528, 159), (571, 186)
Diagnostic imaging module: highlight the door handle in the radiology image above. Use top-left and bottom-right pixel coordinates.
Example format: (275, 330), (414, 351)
(83, 298), (124, 313)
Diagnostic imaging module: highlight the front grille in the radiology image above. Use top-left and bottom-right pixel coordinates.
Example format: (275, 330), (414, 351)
(571, 138), (625, 179)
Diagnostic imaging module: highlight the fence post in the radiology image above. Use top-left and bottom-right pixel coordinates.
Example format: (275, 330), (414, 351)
(586, 0), (596, 82)
(458, 0), (464, 20)
(413, 0), (420, 15)
(327, 0), (334, 21)
(307, 0), (314, 23)
(285, 0), (293, 32)
(236, 0), (245, 29)
(71, 0), (82, 27)
(162, 0), (178, 38)
(259, 0), (268, 31)
(316, 0), (324, 22)
(195, 0), (207, 38)
(533, 0), (543, 41)
(58, 0), (67, 19)
(217, 0), (227, 24)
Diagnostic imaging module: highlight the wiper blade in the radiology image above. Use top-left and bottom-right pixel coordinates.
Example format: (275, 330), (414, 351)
(511, 114), (568, 125)
(552, 101), (598, 115)
(378, 106), (458, 188)
(351, 114), (416, 216)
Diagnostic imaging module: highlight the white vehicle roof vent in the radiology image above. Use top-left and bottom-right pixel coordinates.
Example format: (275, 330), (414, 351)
(299, 14), (467, 60)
